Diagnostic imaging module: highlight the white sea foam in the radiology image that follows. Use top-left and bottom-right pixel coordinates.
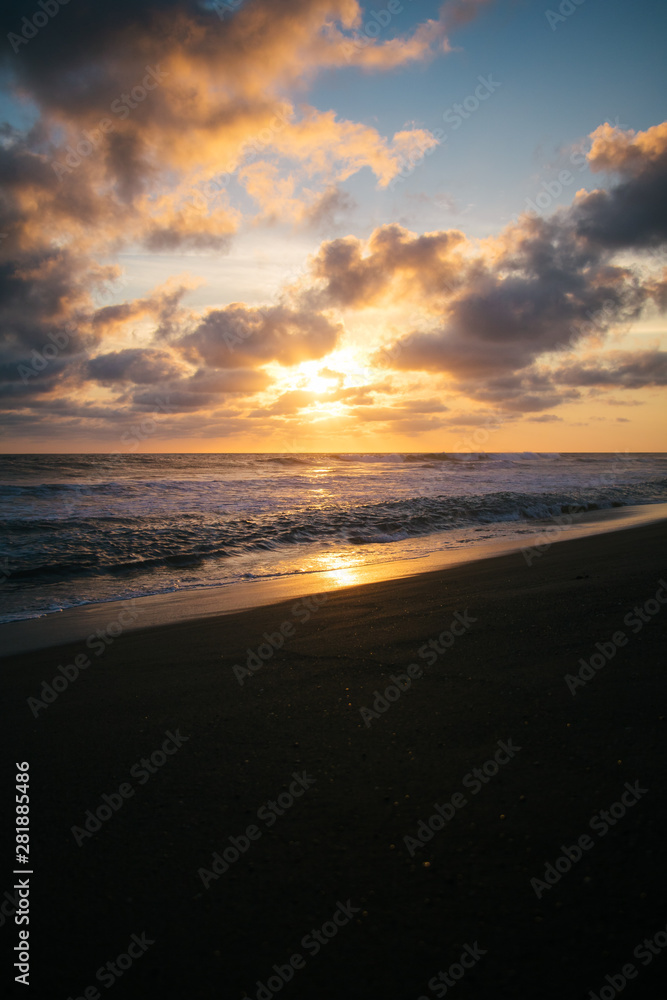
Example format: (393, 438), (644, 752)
(0, 452), (665, 622)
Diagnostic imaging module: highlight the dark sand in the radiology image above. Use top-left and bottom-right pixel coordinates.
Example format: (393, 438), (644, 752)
(2, 521), (667, 999)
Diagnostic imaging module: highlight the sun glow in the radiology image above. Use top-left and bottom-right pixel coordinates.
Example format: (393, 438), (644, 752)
(282, 359), (339, 395)
(306, 371), (337, 394)
(271, 349), (376, 397)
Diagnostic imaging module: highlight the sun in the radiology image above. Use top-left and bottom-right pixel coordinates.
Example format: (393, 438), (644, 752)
(280, 359), (340, 395)
(304, 372), (335, 394)
(274, 350), (374, 397)
(258, 348), (381, 425)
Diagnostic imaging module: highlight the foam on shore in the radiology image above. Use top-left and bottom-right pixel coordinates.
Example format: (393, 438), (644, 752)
(2, 501), (666, 656)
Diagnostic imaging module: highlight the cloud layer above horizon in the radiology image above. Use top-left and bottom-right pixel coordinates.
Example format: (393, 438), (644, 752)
(0, 0), (665, 450)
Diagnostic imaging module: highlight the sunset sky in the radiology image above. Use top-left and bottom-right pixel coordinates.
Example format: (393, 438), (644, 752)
(1, 0), (666, 452)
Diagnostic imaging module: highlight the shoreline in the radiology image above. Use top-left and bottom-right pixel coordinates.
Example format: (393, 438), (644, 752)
(2, 500), (666, 656)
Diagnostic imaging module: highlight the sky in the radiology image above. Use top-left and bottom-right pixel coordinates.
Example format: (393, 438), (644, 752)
(0, 0), (666, 453)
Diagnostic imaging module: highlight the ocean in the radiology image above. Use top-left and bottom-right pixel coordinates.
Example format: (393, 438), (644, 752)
(1, 452), (666, 624)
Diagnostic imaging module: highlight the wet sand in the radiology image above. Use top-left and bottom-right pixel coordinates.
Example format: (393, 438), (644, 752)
(3, 500), (666, 657)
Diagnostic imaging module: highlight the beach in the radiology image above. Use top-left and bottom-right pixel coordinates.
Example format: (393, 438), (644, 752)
(3, 0), (666, 995)
(2, 517), (667, 998)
